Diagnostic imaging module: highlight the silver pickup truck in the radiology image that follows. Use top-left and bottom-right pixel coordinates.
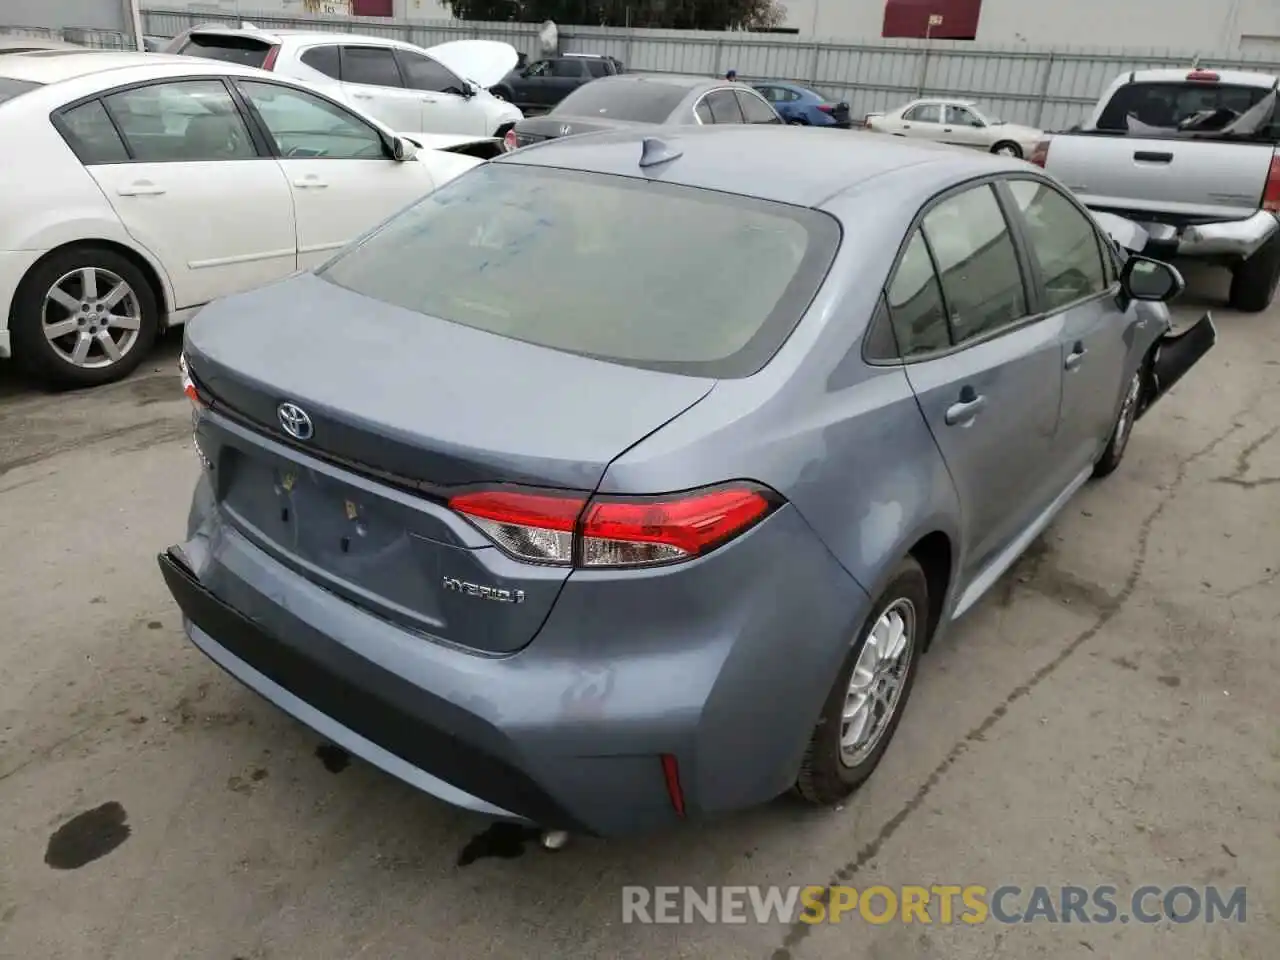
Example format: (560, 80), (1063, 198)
(1033, 67), (1280, 312)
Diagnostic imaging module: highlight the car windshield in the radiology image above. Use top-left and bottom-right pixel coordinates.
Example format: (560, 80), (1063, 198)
(178, 33), (276, 67)
(551, 80), (690, 122)
(1096, 81), (1276, 136)
(0, 77), (43, 105)
(319, 163), (841, 378)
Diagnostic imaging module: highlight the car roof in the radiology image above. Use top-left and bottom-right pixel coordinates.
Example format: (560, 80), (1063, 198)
(597, 73), (728, 93)
(184, 25), (405, 46)
(0, 49), (283, 85)
(500, 124), (1017, 208)
(1127, 67), (1278, 87)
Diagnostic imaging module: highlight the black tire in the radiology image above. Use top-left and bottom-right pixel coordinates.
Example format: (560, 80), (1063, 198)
(991, 140), (1023, 159)
(788, 117), (807, 125)
(1092, 359), (1147, 479)
(1227, 234), (1280, 312)
(796, 557), (928, 805)
(490, 84), (514, 102)
(9, 244), (160, 389)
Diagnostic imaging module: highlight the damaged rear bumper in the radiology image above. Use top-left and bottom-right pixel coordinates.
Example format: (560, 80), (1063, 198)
(1140, 210), (1279, 260)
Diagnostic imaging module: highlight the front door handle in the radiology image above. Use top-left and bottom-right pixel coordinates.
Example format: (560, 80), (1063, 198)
(902, 123), (911, 129)
(421, 94), (439, 102)
(292, 176), (328, 189)
(945, 390), (986, 426)
(943, 126), (953, 132)
(1065, 342), (1088, 370)
(117, 180), (165, 196)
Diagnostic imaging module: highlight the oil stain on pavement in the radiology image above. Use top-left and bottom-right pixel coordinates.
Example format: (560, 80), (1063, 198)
(456, 822), (542, 866)
(45, 801), (131, 870)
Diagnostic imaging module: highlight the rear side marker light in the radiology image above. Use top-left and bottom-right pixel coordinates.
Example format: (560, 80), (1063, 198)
(1030, 138), (1050, 167)
(448, 482), (780, 569)
(661, 753), (686, 818)
(1263, 154), (1280, 213)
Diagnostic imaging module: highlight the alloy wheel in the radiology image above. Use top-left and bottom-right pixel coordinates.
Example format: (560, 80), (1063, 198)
(41, 267), (142, 370)
(840, 598), (916, 767)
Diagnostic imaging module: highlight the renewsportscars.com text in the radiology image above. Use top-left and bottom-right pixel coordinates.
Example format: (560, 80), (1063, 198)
(621, 884), (1247, 925)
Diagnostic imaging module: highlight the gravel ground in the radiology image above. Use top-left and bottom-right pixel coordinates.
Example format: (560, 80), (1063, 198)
(1, 266), (1276, 960)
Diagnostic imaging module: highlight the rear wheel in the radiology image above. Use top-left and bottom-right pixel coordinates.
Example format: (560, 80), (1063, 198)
(787, 117), (807, 125)
(1228, 234), (1280, 312)
(9, 245), (159, 389)
(991, 140), (1022, 158)
(796, 557), (927, 805)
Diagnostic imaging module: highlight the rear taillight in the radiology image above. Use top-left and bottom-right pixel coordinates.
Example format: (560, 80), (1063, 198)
(1263, 153), (1280, 212)
(1030, 138), (1050, 167)
(503, 128), (518, 151)
(261, 44), (280, 71)
(817, 104), (834, 114)
(448, 482), (780, 569)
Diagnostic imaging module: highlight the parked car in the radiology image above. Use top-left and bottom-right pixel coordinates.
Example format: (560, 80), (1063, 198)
(491, 53), (623, 113)
(506, 73), (780, 149)
(161, 125), (1213, 839)
(753, 80), (851, 128)
(866, 98), (1044, 158)
(167, 23), (522, 138)
(1033, 67), (1280, 312)
(0, 50), (497, 387)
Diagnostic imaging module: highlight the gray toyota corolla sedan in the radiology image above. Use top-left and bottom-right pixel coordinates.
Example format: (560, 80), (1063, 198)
(160, 125), (1214, 838)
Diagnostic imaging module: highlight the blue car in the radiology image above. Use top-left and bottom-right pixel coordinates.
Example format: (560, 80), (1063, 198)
(754, 80), (852, 127)
(162, 126), (1214, 840)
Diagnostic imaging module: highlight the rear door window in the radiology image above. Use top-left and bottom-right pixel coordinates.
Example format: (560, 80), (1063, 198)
(177, 33), (275, 67)
(319, 163), (841, 378)
(340, 46), (403, 88)
(921, 184), (1029, 344)
(585, 59), (610, 78)
(300, 45), (341, 80)
(904, 103), (941, 123)
(104, 80), (257, 163)
(550, 59), (584, 78)
(704, 89), (744, 123)
(737, 90), (781, 123)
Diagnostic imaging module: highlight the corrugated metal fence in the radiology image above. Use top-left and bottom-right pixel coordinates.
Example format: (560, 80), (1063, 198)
(1, 24), (134, 49)
(143, 7), (1280, 130)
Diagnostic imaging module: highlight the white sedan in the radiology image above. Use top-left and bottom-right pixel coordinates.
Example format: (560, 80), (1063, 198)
(0, 50), (496, 387)
(865, 99), (1044, 159)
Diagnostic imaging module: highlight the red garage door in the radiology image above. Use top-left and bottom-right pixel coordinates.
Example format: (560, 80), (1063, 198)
(352, 0), (394, 16)
(883, 0), (983, 40)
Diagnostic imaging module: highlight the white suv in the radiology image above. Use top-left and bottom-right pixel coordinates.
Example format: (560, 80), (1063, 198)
(170, 25), (523, 138)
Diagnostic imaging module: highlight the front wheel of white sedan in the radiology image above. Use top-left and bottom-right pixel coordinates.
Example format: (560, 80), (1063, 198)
(10, 245), (160, 389)
(991, 140), (1023, 158)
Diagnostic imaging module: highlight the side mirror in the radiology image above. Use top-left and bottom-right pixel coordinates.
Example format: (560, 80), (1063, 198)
(1120, 255), (1184, 303)
(390, 135), (418, 163)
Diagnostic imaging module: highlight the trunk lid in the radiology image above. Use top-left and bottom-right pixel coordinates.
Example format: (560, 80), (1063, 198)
(1044, 133), (1277, 220)
(184, 273), (714, 654)
(512, 113), (644, 147)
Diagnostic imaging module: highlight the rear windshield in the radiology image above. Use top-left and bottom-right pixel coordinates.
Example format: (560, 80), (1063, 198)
(552, 80), (690, 122)
(178, 33), (274, 67)
(0, 77), (42, 105)
(319, 164), (840, 378)
(1096, 81), (1278, 138)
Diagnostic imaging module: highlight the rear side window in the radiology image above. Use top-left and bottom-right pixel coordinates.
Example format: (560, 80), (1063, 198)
(0, 77), (43, 105)
(340, 46), (402, 87)
(56, 99), (129, 164)
(178, 33), (274, 67)
(921, 184), (1028, 344)
(886, 231), (950, 357)
(904, 103), (941, 123)
(553, 80), (688, 122)
(1096, 81), (1276, 136)
(320, 163), (841, 378)
(300, 45), (341, 80)
(550, 59), (583, 78)
(585, 59), (610, 78)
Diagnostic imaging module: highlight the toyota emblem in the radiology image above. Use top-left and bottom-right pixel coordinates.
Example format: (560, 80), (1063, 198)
(277, 402), (313, 441)
(559, 123), (572, 136)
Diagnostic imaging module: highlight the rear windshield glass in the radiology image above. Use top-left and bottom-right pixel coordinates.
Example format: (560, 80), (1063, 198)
(178, 34), (274, 67)
(552, 80), (690, 122)
(1096, 81), (1278, 137)
(0, 77), (42, 105)
(319, 164), (840, 378)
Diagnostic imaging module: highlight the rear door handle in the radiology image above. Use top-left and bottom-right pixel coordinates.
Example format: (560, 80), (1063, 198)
(351, 92), (373, 100)
(942, 127), (953, 132)
(1133, 150), (1173, 163)
(945, 392), (986, 426)
(292, 176), (328, 189)
(1065, 342), (1088, 370)
(117, 181), (165, 196)
(421, 94), (439, 102)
